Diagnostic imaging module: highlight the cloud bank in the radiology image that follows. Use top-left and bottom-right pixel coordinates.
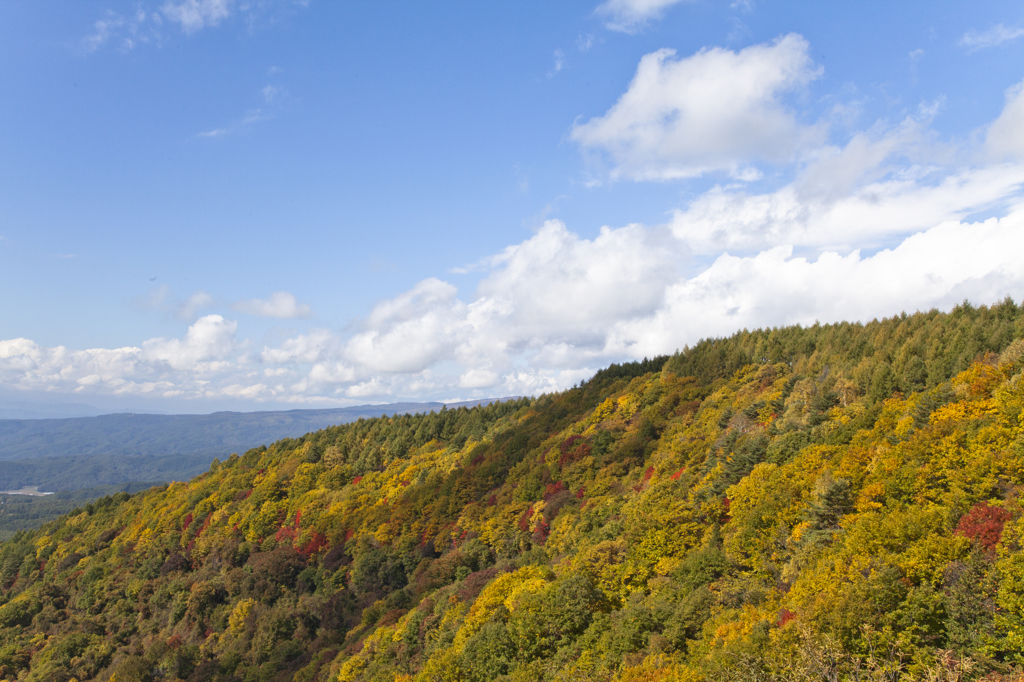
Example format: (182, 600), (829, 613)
(4, 206), (1022, 405)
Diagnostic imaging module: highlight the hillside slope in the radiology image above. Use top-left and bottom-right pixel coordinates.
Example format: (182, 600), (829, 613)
(0, 300), (1023, 681)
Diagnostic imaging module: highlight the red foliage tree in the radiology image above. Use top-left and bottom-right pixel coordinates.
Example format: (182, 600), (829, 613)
(543, 481), (566, 501)
(558, 435), (592, 466)
(956, 502), (1012, 551)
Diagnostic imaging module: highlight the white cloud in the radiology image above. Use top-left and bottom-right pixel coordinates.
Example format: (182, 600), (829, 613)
(987, 79), (1024, 161)
(261, 329), (335, 365)
(459, 368), (501, 389)
(475, 220), (680, 339)
(960, 24), (1024, 52)
(161, 0), (234, 33)
(595, 0), (691, 33)
(141, 314), (237, 371)
(234, 291), (312, 319)
(345, 279), (466, 373)
(346, 378), (389, 399)
(572, 34), (824, 180)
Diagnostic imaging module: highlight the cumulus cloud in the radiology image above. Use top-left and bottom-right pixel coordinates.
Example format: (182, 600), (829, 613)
(234, 291), (312, 319)
(960, 24), (1024, 52)
(261, 329), (335, 365)
(142, 314), (237, 371)
(459, 368), (501, 389)
(475, 220), (680, 339)
(346, 279), (465, 373)
(595, 0), (691, 33)
(572, 34), (824, 180)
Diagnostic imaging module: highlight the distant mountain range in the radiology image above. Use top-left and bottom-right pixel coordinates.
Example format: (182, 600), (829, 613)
(0, 399), (513, 491)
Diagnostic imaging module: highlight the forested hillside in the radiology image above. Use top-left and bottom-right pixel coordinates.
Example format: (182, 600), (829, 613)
(1, 300), (1023, 681)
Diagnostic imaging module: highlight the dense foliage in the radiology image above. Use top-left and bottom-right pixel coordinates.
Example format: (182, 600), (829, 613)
(1, 300), (1023, 681)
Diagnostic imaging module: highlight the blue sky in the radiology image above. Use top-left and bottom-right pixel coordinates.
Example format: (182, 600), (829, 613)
(1, 0), (1023, 413)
